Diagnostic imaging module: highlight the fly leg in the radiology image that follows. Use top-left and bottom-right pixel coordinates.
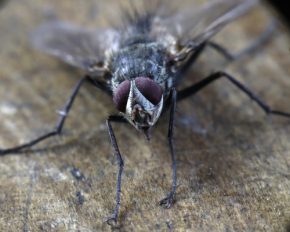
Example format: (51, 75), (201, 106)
(177, 71), (290, 118)
(0, 75), (93, 155)
(159, 88), (178, 208)
(105, 115), (125, 227)
(207, 19), (276, 61)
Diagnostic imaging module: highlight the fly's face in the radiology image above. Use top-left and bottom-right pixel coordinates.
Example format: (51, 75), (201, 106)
(113, 77), (163, 140)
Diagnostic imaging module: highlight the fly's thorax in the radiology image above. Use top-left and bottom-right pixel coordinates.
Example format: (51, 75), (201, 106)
(109, 42), (175, 99)
(113, 77), (163, 138)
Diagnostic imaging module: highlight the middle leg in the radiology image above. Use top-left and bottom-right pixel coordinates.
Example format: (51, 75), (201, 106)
(177, 71), (290, 118)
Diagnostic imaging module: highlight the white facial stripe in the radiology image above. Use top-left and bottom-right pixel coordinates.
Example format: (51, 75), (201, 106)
(124, 79), (163, 127)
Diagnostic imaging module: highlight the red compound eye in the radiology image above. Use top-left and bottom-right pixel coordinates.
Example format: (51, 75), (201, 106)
(135, 77), (162, 105)
(113, 80), (131, 112)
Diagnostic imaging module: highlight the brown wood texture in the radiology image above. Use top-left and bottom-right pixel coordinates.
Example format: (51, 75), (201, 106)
(1, 1), (290, 231)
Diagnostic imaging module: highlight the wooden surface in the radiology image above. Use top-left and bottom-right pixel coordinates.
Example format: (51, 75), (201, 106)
(1, 1), (290, 231)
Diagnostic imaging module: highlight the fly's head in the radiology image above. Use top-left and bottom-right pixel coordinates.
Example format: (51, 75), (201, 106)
(113, 77), (163, 141)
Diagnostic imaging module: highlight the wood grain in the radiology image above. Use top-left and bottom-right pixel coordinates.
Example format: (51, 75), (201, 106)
(0, 0), (290, 231)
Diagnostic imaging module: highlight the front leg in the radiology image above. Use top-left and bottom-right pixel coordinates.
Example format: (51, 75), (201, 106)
(105, 115), (125, 227)
(159, 88), (177, 208)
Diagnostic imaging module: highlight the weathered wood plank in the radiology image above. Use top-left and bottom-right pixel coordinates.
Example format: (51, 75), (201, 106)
(0, 1), (290, 231)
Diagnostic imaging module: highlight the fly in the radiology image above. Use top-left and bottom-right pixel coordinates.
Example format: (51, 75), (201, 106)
(1, 0), (290, 227)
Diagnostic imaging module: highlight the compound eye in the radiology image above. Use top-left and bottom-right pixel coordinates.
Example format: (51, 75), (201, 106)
(113, 80), (131, 113)
(135, 77), (162, 105)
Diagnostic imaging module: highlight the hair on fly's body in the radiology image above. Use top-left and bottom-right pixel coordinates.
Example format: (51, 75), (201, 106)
(1, 0), (290, 227)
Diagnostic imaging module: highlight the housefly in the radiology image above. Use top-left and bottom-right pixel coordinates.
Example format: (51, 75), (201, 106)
(1, 0), (290, 226)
